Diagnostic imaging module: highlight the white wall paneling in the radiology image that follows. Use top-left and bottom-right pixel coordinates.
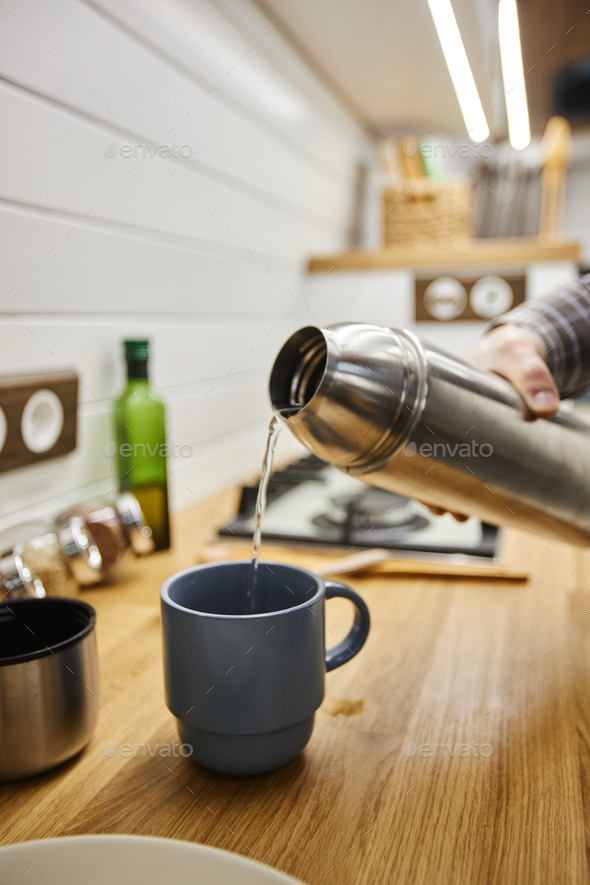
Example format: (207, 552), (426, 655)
(565, 165), (590, 265)
(0, 205), (305, 315)
(526, 263), (578, 300)
(0, 82), (349, 262)
(0, 0), (360, 216)
(0, 0), (374, 527)
(83, 0), (366, 178)
(0, 317), (295, 403)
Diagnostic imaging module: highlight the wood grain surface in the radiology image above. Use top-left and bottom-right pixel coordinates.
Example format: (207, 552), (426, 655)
(307, 237), (580, 273)
(1, 486), (589, 884)
(200, 541), (530, 581)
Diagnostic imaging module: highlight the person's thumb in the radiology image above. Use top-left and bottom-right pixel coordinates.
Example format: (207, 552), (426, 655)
(461, 325), (561, 418)
(503, 354), (560, 417)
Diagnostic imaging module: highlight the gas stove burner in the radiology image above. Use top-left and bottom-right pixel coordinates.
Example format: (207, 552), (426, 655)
(322, 488), (419, 529)
(312, 487), (429, 542)
(218, 455), (499, 558)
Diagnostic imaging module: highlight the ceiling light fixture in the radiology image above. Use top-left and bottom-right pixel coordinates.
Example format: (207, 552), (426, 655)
(426, 0), (489, 143)
(498, 0), (531, 150)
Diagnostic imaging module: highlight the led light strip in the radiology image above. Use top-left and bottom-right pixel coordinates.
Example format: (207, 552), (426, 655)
(498, 0), (531, 150)
(426, 0), (489, 143)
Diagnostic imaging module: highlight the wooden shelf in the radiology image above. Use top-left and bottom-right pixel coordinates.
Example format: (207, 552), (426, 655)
(308, 237), (580, 273)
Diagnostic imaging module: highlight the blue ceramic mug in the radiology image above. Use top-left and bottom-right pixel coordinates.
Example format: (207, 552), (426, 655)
(161, 560), (370, 775)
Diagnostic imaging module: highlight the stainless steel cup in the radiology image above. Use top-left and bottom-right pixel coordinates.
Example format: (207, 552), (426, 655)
(0, 598), (99, 781)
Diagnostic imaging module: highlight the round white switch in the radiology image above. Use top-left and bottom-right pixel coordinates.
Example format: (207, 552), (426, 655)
(470, 275), (514, 319)
(423, 277), (467, 321)
(21, 389), (64, 453)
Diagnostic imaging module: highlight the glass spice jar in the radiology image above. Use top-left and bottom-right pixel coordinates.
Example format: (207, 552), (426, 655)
(0, 519), (103, 595)
(55, 515), (104, 586)
(57, 500), (130, 577)
(57, 493), (155, 568)
(0, 549), (46, 600)
(0, 492), (155, 599)
(17, 532), (75, 597)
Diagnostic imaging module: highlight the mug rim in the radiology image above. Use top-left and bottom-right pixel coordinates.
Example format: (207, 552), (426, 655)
(160, 559), (324, 620)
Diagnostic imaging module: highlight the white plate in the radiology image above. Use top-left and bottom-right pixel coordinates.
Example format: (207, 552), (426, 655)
(0, 835), (305, 885)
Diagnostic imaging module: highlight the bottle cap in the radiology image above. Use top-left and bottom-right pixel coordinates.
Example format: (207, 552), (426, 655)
(124, 340), (149, 361)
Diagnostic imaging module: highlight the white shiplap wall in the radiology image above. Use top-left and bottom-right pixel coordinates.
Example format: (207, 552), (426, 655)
(0, 0), (377, 530)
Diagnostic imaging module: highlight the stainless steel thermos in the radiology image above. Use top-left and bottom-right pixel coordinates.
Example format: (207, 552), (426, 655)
(269, 323), (590, 546)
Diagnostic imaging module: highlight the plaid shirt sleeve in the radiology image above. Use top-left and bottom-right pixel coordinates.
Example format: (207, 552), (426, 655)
(487, 274), (590, 398)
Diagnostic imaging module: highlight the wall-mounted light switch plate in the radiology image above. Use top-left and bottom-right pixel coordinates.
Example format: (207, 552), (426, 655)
(0, 370), (78, 474)
(415, 274), (526, 322)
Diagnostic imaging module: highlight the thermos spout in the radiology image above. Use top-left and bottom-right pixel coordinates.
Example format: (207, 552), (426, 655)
(269, 326), (327, 413)
(270, 323), (590, 546)
(270, 323), (424, 472)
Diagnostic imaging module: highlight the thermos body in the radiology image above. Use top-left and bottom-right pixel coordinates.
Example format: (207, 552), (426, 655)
(269, 323), (590, 546)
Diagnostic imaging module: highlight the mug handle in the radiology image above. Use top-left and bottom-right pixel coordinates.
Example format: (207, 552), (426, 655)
(324, 581), (371, 672)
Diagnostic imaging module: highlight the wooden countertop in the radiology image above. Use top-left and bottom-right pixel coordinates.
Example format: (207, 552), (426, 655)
(307, 237), (580, 273)
(2, 487), (590, 884)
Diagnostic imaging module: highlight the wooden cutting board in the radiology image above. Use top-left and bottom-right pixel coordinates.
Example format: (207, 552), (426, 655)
(198, 541), (529, 582)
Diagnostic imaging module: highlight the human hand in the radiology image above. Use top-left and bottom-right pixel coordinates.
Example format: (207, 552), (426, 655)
(460, 323), (560, 417)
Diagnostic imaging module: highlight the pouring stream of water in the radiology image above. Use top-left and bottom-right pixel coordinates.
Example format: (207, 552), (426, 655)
(247, 413), (283, 611)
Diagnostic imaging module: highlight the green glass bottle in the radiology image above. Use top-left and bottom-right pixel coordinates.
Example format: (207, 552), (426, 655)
(114, 340), (170, 550)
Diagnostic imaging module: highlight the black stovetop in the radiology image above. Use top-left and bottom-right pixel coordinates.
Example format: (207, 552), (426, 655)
(219, 456), (499, 558)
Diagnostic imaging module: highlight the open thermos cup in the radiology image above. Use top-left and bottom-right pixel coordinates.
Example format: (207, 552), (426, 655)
(269, 323), (590, 546)
(0, 598), (99, 781)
